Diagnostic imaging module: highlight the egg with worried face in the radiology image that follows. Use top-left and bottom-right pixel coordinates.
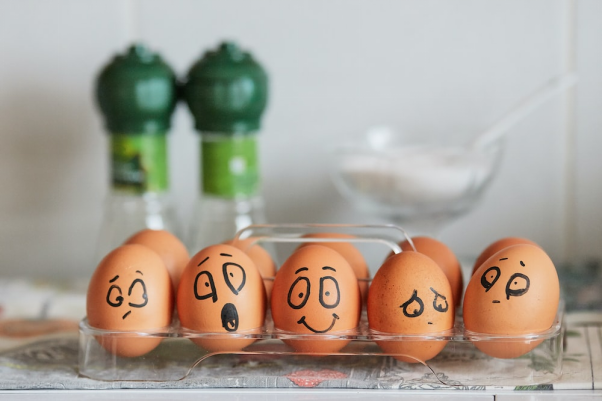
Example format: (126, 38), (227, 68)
(463, 244), (559, 358)
(86, 244), (173, 357)
(271, 245), (361, 353)
(368, 251), (454, 363)
(177, 244), (266, 352)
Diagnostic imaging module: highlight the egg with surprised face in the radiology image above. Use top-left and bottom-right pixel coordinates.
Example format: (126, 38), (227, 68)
(86, 244), (173, 357)
(463, 244), (559, 358)
(177, 244), (266, 352)
(368, 251), (454, 363)
(271, 245), (361, 354)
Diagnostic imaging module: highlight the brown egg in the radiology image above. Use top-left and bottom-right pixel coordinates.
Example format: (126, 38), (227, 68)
(86, 244), (173, 357)
(368, 251), (454, 363)
(399, 236), (463, 306)
(472, 237), (539, 276)
(124, 229), (189, 293)
(177, 244), (266, 352)
(271, 245), (361, 353)
(224, 237), (276, 301)
(463, 244), (559, 358)
(297, 233), (370, 302)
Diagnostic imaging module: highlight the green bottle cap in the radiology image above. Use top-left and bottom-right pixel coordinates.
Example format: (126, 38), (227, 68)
(183, 41), (268, 133)
(95, 43), (177, 134)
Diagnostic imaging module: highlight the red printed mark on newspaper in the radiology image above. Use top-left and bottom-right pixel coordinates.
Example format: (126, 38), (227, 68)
(286, 369), (347, 387)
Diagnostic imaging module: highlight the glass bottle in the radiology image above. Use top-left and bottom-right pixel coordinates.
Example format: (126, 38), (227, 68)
(94, 44), (179, 264)
(183, 42), (269, 252)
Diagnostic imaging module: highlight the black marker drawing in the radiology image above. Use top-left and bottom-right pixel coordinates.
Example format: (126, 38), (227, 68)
(223, 263), (246, 295)
(297, 313), (339, 333)
(319, 276), (340, 309)
(127, 278), (148, 308)
(505, 273), (530, 300)
(430, 287), (449, 313)
(400, 290), (424, 318)
(287, 276), (310, 309)
(106, 284), (123, 307)
(194, 270), (218, 302)
(481, 266), (501, 292)
(520, 260), (525, 267)
(221, 303), (239, 332)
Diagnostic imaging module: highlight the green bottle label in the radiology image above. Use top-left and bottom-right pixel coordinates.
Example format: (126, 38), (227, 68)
(202, 136), (259, 198)
(110, 134), (168, 193)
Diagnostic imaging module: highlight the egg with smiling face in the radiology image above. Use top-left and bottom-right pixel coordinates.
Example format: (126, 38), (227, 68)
(86, 244), (173, 357)
(368, 251), (454, 363)
(271, 245), (361, 353)
(463, 244), (559, 358)
(177, 244), (266, 352)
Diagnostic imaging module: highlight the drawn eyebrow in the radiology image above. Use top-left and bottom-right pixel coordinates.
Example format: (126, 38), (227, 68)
(220, 253), (233, 257)
(295, 267), (309, 274)
(322, 266), (336, 272)
(520, 261), (525, 267)
(109, 275), (119, 283)
(499, 258), (508, 261)
(135, 270), (143, 275)
(198, 256), (210, 266)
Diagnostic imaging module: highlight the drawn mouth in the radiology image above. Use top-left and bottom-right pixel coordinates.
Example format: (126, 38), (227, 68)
(221, 303), (239, 332)
(122, 311), (131, 320)
(492, 300), (501, 304)
(297, 314), (339, 333)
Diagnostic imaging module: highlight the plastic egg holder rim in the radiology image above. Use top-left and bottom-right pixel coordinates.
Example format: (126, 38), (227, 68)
(79, 224), (564, 386)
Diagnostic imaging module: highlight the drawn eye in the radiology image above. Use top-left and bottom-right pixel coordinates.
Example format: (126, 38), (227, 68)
(194, 271), (217, 302)
(223, 263), (246, 295)
(505, 273), (530, 300)
(128, 279), (148, 308)
(481, 266), (501, 292)
(106, 285), (123, 307)
(319, 276), (340, 309)
(400, 290), (424, 318)
(430, 287), (449, 313)
(288, 277), (310, 309)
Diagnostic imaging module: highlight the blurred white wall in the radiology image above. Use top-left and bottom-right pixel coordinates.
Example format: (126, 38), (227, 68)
(0, 0), (600, 278)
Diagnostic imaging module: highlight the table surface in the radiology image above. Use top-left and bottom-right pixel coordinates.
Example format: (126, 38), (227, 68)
(0, 275), (601, 400)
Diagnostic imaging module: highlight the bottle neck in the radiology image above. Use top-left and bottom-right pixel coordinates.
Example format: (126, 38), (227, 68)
(109, 133), (169, 195)
(200, 132), (260, 199)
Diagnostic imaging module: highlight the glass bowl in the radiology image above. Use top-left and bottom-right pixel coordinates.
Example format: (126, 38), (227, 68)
(328, 128), (504, 233)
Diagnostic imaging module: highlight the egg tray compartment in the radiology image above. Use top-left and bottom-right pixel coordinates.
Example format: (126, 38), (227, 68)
(78, 302), (564, 386)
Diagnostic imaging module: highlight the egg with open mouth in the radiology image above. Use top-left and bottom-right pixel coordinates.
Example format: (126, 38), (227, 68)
(177, 244), (266, 352)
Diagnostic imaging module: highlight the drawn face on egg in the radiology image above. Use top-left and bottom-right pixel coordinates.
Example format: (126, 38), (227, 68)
(177, 244), (266, 352)
(271, 245), (361, 336)
(463, 244), (560, 337)
(399, 287), (449, 325)
(105, 270), (149, 321)
(287, 265), (343, 333)
(192, 250), (250, 332)
(479, 259), (531, 304)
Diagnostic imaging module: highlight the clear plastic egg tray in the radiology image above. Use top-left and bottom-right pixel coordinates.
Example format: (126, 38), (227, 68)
(78, 224), (565, 386)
